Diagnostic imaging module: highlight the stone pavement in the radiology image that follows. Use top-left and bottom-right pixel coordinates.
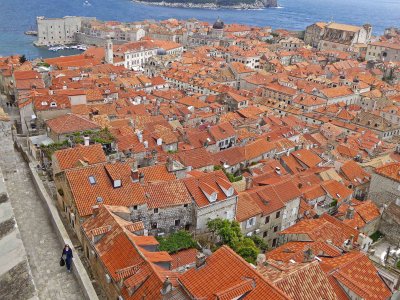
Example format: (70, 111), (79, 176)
(0, 119), (84, 299)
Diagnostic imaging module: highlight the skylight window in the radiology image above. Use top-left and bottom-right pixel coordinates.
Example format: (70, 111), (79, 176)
(89, 176), (96, 185)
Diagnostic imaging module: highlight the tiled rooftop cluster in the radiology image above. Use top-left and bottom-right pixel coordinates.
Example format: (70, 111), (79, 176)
(2, 17), (400, 300)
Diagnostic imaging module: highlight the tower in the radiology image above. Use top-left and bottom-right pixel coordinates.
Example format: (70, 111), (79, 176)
(105, 35), (113, 64)
(212, 17), (224, 39)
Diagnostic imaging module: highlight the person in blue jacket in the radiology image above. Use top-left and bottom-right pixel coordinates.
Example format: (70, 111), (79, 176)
(62, 244), (73, 273)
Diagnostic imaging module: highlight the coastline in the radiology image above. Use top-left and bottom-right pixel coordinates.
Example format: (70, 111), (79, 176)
(133, 0), (275, 10)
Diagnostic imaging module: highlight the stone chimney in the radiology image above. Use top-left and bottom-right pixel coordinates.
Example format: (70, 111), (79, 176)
(139, 172), (145, 184)
(131, 168), (139, 182)
(83, 135), (90, 146)
(345, 206), (355, 219)
(166, 156), (174, 172)
(92, 205), (99, 217)
(245, 176), (253, 190)
(256, 254), (266, 267)
(303, 247), (314, 262)
(160, 277), (172, 295)
(196, 252), (206, 269)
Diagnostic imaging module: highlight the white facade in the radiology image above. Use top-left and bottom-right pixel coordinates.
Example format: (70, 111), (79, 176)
(281, 197), (301, 231)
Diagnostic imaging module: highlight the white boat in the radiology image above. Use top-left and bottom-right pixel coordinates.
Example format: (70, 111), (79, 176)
(83, 1), (92, 6)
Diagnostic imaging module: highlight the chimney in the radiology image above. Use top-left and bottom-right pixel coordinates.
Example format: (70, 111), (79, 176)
(166, 156), (174, 172)
(245, 176), (253, 190)
(92, 205), (99, 217)
(131, 168), (139, 182)
(345, 206), (355, 219)
(196, 252), (206, 269)
(139, 172), (145, 184)
(256, 254), (266, 267)
(160, 277), (172, 295)
(303, 247), (314, 262)
(84, 135), (90, 146)
(275, 167), (281, 175)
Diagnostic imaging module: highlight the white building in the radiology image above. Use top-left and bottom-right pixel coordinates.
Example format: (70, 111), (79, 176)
(113, 40), (183, 70)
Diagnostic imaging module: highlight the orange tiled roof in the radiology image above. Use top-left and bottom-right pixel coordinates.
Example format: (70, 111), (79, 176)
(259, 260), (338, 300)
(46, 113), (100, 134)
(321, 252), (392, 300)
(183, 170), (237, 208)
(374, 162), (400, 183)
(143, 180), (192, 209)
(66, 162), (146, 217)
(179, 246), (290, 300)
(53, 144), (106, 171)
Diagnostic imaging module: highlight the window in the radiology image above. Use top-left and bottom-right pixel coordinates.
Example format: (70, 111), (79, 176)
(273, 226), (278, 232)
(133, 205), (138, 210)
(275, 211), (280, 218)
(175, 219), (180, 226)
(263, 231), (268, 238)
(89, 176), (96, 185)
(151, 222), (157, 229)
(272, 238), (277, 247)
(246, 217), (256, 229)
(154, 208), (159, 214)
(265, 216), (270, 224)
(184, 204), (188, 208)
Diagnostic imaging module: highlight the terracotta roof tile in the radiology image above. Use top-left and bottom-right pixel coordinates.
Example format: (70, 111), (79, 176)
(46, 113), (100, 134)
(179, 246), (290, 300)
(53, 144), (106, 171)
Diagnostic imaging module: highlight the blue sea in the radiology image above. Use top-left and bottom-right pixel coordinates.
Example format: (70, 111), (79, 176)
(0, 0), (399, 59)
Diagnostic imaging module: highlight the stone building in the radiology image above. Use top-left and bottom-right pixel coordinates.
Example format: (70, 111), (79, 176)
(183, 171), (238, 234)
(318, 23), (372, 52)
(304, 22), (372, 52)
(366, 41), (400, 62)
(236, 184), (285, 249)
(380, 201), (400, 245)
(36, 16), (85, 46)
(304, 22), (326, 48)
(368, 162), (400, 208)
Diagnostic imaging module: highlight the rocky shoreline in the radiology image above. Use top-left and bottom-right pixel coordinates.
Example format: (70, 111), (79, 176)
(133, 0), (277, 9)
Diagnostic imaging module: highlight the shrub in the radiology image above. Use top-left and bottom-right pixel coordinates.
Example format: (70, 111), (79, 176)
(157, 230), (197, 254)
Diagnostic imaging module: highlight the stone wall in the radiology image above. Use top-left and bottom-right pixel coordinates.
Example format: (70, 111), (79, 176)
(27, 161), (99, 300)
(369, 173), (400, 207)
(75, 33), (128, 47)
(195, 196), (237, 232)
(379, 203), (400, 244)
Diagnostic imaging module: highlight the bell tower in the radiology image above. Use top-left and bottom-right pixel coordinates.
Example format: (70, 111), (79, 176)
(105, 35), (113, 64)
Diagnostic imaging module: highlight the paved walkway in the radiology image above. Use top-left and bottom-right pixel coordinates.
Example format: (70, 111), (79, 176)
(0, 116), (84, 299)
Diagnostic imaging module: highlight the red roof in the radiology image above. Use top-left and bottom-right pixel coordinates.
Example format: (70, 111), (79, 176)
(178, 246), (290, 300)
(46, 113), (100, 134)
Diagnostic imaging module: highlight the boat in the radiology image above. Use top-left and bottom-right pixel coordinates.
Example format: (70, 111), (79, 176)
(48, 45), (65, 51)
(24, 30), (38, 36)
(83, 0), (92, 6)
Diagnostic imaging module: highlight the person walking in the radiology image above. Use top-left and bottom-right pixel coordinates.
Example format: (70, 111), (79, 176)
(61, 244), (73, 273)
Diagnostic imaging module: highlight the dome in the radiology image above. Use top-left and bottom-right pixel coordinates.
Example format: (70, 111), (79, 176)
(157, 48), (167, 56)
(213, 18), (224, 30)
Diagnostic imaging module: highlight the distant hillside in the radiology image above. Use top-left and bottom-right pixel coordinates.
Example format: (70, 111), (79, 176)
(135, 0), (278, 9)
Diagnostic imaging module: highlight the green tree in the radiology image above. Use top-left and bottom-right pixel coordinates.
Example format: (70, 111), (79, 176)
(235, 238), (259, 264)
(157, 230), (197, 254)
(207, 218), (242, 249)
(19, 55), (27, 64)
(207, 218), (263, 264)
(250, 235), (268, 252)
